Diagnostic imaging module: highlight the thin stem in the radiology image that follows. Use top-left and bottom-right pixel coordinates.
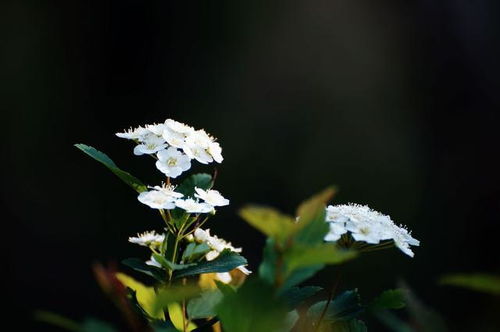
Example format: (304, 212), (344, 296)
(314, 270), (342, 332)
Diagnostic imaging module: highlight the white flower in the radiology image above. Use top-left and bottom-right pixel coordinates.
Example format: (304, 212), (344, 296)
(193, 228), (251, 281)
(162, 127), (187, 149)
(151, 183), (184, 199)
(207, 142), (223, 163)
(175, 198), (213, 213)
(128, 231), (165, 248)
(133, 135), (167, 155)
(146, 255), (162, 268)
(155, 147), (191, 178)
(194, 187), (229, 207)
(324, 203), (420, 257)
(165, 119), (195, 134)
(116, 126), (152, 141)
(138, 190), (176, 209)
(147, 122), (167, 136)
(182, 130), (215, 164)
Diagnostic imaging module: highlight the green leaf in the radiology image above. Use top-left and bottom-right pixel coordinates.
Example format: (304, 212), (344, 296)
(75, 144), (147, 192)
(296, 187), (336, 225)
(152, 285), (201, 315)
(258, 238), (279, 285)
(279, 286), (323, 309)
(82, 318), (117, 332)
(280, 265), (325, 292)
(370, 289), (406, 310)
(239, 206), (296, 243)
(215, 280), (237, 296)
(122, 258), (165, 282)
(217, 278), (289, 332)
(285, 244), (356, 274)
(174, 250), (247, 279)
(439, 273), (500, 295)
(182, 242), (211, 263)
(152, 253), (195, 271)
(330, 319), (367, 332)
(34, 311), (81, 331)
(307, 290), (364, 323)
(187, 290), (223, 319)
(176, 173), (213, 197)
(283, 310), (299, 332)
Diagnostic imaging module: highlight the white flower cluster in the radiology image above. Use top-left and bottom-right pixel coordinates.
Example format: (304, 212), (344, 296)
(324, 204), (420, 257)
(116, 119), (223, 178)
(192, 228), (251, 283)
(137, 184), (229, 213)
(128, 231), (165, 249)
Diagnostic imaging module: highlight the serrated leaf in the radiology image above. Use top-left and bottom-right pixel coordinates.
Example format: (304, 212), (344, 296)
(187, 290), (223, 319)
(75, 144), (147, 192)
(439, 273), (500, 295)
(176, 173), (213, 197)
(152, 253), (195, 271)
(182, 242), (211, 262)
(122, 258), (165, 282)
(284, 244), (356, 274)
(239, 206), (295, 243)
(307, 290), (364, 323)
(174, 250), (247, 279)
(370, 289), (406, 310)
(279, 286), (323, 309)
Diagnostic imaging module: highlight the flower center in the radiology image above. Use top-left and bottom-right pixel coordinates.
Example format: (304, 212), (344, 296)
(167, 157), (178, 166)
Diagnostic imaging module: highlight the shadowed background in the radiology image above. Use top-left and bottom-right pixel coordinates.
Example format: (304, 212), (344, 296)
(2, 0), (500, 331)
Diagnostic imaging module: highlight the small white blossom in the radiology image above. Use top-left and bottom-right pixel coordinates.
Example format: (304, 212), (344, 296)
(175, 198), (213, 213)
(165, 119), (195, 135)
(207, 142), (223, 163)
(193, 228), (251, 282)
(324, 204), (420, 257)
(133, 135), (167, 155)
(128, 231), (165, 248)
(151, 183), (184, 199)
(137, 187), (182, 210)
(194, 187), (229, 207)
(147, 122), (167, 136)
(182, 130), (215, 164)
(155, 147), (191, 178)
(146, 255), (162, 268)
(116, 126), (152, 141)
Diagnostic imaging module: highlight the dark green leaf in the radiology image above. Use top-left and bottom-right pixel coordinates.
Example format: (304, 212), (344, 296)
(82, 318), (117, 332)
(370, 289), (406, 310)
(280, 265), (325, 292)
(75, 144), (147, 192)
(176, 173), (213, 197)
(182, 242), (211, 262)
(283, 310), (299, 332)
(217, 278), (289, 332)
(279, 286), (323, 309)
(122, 258), (165, 282)
(174, 250), (247, 279)
(439, 273), (500, 295)
(34, 311), (81, 331)
(258, 238), (279, 285)
(152, 253), (194, 271)
(187, 290), (223, 319)
(215, 280), (236, 296)
(307, 290), (364, 323)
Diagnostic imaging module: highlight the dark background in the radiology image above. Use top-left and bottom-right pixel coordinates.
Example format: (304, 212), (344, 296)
(2, 0), (500, 331)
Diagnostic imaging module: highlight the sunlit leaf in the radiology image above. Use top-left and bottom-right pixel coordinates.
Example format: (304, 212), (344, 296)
(116, 273), (164, 320)
(167, 303), (197, 332)
(439, 273), (500, 295)
(239, 206), (295, 243)
(153, 286), (201, 316)
(284, 244), (356, 274)
(75, 144), (147, 192)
